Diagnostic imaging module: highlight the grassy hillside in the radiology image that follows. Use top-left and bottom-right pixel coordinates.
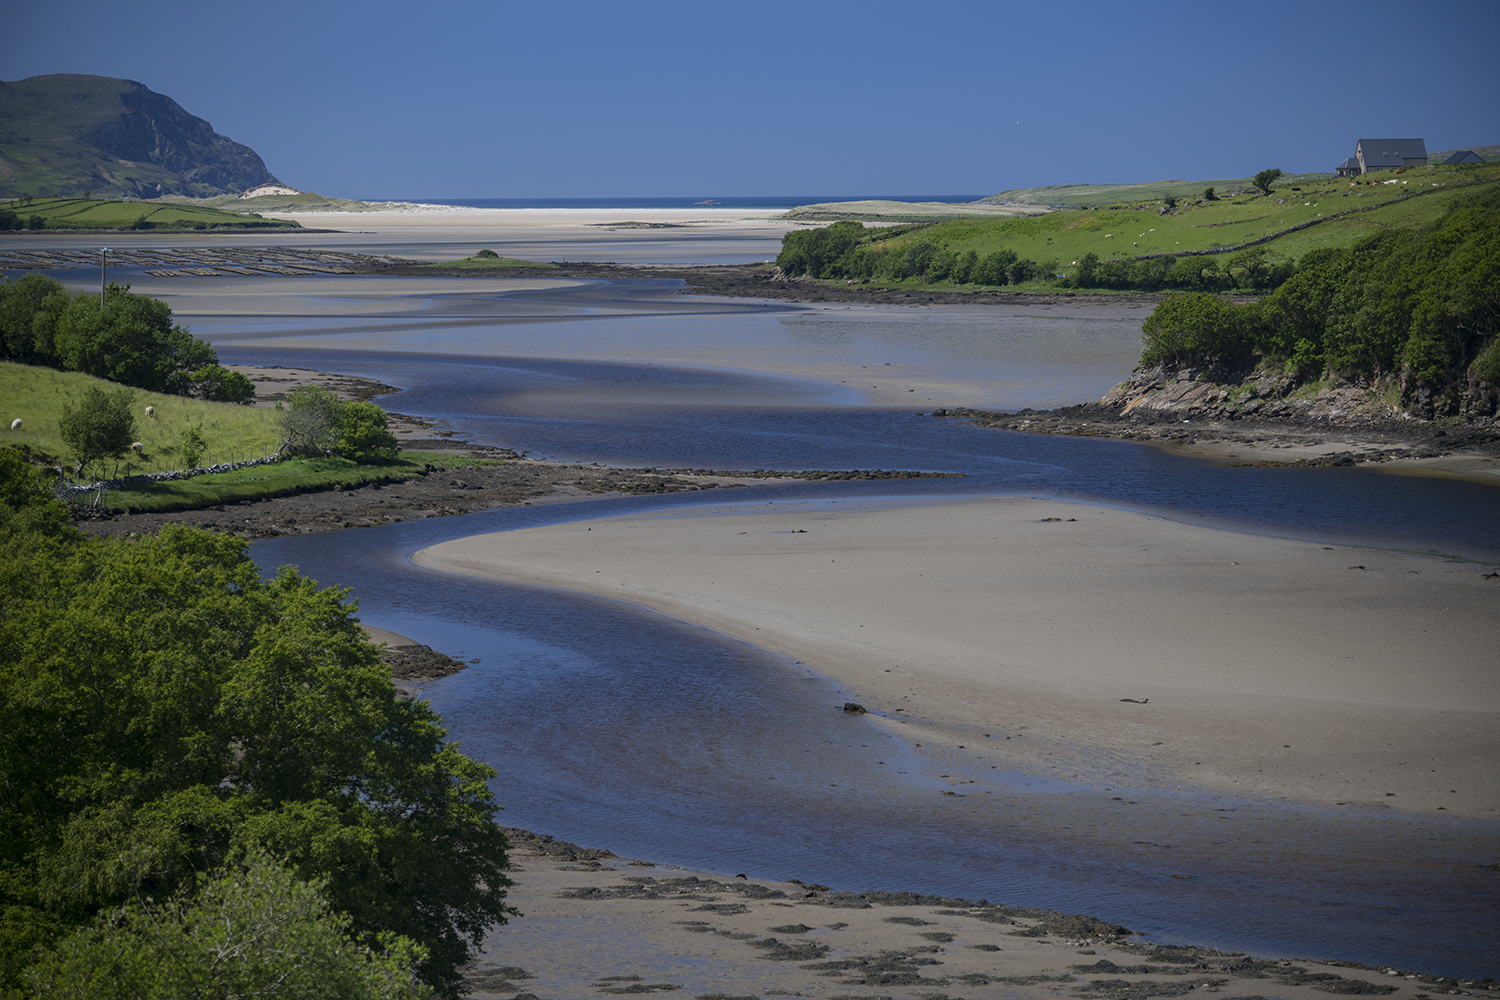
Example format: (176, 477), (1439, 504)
(2, 362), (283, 476)
(0, 74), (280, 199)
(783, 200), (1049, 221)
(979, 173), (1333, 208)
(1, 196), (298, 230)
(1428, 144), (1498, 163)
(862, 162), (1500, 276)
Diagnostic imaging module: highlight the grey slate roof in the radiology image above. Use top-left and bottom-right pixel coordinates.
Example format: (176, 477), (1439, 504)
(1442, 149), (1485, 164)
(1336, 157), (1360, 172)
(1357, 138), (1428, 170)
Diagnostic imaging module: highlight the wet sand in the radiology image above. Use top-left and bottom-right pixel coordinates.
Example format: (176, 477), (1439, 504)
(465, 831), (1493, 999)
(415, 496), (1500, 820)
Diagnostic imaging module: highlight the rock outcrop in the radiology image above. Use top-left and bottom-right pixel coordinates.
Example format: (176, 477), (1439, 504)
(0, 74), (281, 198)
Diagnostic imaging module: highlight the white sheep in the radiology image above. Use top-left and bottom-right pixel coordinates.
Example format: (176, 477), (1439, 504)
(145, 406), (155, 418)
(131, 442), (144, 453)
(9, 418), (19, 431)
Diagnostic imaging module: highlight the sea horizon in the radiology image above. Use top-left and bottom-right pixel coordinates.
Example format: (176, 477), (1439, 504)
(375, 194), (989, 210)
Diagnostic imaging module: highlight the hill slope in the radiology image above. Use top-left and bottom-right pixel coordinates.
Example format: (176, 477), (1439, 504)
(0, 74), (280, 199)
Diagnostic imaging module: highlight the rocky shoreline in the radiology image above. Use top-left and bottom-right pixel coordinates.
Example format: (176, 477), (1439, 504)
(462, 827), (1500, 997)
(931, 364), (1500, 477)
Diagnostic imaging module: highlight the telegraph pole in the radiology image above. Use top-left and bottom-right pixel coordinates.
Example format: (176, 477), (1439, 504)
(99, 247), (110, 308)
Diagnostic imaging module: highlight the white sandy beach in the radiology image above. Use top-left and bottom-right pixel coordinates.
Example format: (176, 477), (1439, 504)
(415, 496), (1500, 820)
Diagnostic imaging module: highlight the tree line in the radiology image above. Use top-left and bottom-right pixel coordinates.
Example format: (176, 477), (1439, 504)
(0, 452), (509, 998)
(0, 273), (255, 403)
(774, 221), (1294, 293)
(1139, 185), (1499, 414)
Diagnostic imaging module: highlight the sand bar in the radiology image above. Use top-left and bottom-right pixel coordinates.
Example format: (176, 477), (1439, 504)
(415, 496), (1500, 819)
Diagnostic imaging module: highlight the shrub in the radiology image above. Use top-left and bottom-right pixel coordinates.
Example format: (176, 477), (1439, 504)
(337, 401), (400, 463)
(1140, 292), (1250, 368)
(180, 423), (207, 468)
(278, 385), (343, 456)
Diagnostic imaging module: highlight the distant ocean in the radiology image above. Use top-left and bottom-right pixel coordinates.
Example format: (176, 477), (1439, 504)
(388, 195), (987, 210)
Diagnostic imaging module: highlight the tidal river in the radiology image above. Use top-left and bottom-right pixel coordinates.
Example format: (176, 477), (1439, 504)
(112, 232), (1496, 977)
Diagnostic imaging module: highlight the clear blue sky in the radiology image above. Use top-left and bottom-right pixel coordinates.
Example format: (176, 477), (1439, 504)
(5, 0), (1497, 199)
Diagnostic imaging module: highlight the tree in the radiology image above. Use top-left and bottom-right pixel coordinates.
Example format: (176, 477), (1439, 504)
(1203, 187), (1217, 201)
(0, 520), (514, 997)
(58, 385), (137, 476)
(1140, 292), (1250, 368)
(24, 850), (432, 1000)
(278, 385), (343, 456)
(1252, 168), (1283, 196)
(337, 401), (400, 463)
(0, 272), (68, 364)
(52, 284), (216, 394)
(189, 364), (256, 404)
(1075, 252), (1100, 288)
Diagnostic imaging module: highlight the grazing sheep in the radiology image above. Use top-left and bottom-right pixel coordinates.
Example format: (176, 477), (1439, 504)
(9, 419), (19, 431)
(145, 406), (155, 418)
(131, 442), (144, 453)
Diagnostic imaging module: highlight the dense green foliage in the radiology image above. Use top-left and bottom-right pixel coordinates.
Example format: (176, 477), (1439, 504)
(1140, 187), (1500, 410)
(277, 386), (399, 462)
(24, 850), (430, 1000)
(57, 385), (137, 475)
(0, 275), (251, 400)
(0, 458), (512, 997)
(338, 400), (402, 462)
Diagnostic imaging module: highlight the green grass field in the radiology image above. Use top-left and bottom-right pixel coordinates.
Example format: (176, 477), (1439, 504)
(859, 163), (1500, 278)
(3, 361), (506, 508)
(978, 172), (1334, 208)
(2, 362), (283, 476)
(1, 196), (297, 230)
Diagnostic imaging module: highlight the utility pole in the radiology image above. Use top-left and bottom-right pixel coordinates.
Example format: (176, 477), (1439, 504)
(99, 247), (110, 308)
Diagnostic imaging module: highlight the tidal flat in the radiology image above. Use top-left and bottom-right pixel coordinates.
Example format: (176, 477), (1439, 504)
(35, 208), (1500, 982)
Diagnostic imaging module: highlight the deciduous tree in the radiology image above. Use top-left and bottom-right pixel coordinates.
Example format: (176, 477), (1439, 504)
(57, 385), (136, 476)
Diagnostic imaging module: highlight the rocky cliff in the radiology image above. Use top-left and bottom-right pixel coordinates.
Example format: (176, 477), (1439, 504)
(0, 74), (280, 199)
(1096, 364), (1498, 426)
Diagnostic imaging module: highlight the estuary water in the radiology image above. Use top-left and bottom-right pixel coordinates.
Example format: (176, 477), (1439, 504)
(84, 228), (1491, 975)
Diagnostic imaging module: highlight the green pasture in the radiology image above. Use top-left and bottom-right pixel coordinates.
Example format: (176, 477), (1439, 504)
(866, 164), (1500, 274)
(1, 361), (282, 476)
(980, 173), (1332, 208)
(98, 452), (506, 514)
(0, 196), (295, 229)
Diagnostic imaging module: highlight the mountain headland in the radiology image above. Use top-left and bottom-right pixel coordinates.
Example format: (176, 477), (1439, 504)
(0, 74), (280, 199)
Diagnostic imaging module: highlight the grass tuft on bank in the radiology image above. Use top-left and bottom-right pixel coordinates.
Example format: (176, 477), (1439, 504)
(99, 453), (509, 513)
(415, 251), (558, 270)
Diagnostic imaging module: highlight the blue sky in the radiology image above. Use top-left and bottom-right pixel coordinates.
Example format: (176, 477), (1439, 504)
(4, 0), (1496, 199)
